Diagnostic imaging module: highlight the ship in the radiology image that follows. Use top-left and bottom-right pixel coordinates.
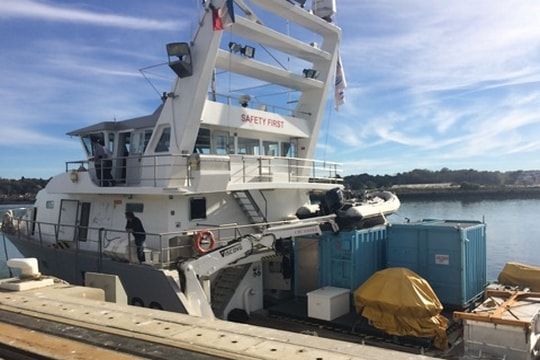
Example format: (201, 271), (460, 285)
(1, 0), (400, 319)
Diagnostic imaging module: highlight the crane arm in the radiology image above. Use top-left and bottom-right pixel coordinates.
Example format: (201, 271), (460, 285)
(178, 215), (337, 318)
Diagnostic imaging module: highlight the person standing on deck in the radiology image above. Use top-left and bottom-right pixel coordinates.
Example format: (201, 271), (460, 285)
(125, 211), (146, 263)
(91, 137), (114, 186)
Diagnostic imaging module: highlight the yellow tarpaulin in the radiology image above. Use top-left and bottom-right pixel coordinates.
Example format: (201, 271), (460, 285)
(498, 262), (540, 291)
(354, 268), (448, 350)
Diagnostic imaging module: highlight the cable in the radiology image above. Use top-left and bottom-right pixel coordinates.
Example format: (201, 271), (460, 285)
(323, 100), (332, 162)
(258, 43), (287, 70)
(139, 67), (167, 99)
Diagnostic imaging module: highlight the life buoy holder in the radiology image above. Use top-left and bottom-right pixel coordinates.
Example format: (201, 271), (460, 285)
(193, 230), (216, 254)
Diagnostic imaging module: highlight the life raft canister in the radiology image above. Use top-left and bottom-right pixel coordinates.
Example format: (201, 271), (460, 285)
(193, 230), (216, 254)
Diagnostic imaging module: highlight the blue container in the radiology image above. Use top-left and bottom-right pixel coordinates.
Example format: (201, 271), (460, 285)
(319, 226), (387, 291)
(387, 220), (486, 308)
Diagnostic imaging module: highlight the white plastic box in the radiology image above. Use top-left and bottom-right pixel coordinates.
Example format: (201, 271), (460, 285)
(307, 286), (350, 321)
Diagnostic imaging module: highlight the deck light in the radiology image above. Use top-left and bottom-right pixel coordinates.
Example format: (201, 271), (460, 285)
(228, 42), (242, 53)
(239, 95), (251, 107)
(166, 42), (193, 78)
(241, 45), (256, 58)
(228, 42), (256, 59)
(303, 68), (320, 79)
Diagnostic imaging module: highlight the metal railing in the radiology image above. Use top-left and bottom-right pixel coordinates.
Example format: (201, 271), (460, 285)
(208, 92), (311, 118)
(5, 216), (313, 270)
(229, 155), (343, 184)
(65, 153), (342, 188)
(66, 153), (192, 187)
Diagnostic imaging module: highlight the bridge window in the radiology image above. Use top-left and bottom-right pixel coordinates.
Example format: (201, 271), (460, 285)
(143, 130), (152, 152)
(238, 137), (260, 155)
(194, 128), (211, 154)
(81, 135), (93, 156)
(155, 127), (171, 153)
(108, 133), (115, 154)
(263, 141), (279, 156)
(213, 131), (232, 155)
(281, 142), (297, 157)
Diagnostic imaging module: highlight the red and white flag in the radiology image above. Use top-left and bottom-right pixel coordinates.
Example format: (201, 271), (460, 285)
(335, 53), (347, 110)
(211, 0), (235, 31)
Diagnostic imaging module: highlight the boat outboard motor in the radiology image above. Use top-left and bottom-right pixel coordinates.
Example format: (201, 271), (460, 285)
(322, 187), (344, 214)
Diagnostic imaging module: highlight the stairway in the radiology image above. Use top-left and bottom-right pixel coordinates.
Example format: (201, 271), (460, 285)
(232, 191), (267, 228)
(211, 264), (251, 318)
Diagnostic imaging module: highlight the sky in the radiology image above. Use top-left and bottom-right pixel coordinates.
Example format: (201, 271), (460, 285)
(0, 0), (539, 179)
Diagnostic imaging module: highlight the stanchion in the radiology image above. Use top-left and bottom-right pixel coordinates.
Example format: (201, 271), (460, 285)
(2, 232), (13, 278)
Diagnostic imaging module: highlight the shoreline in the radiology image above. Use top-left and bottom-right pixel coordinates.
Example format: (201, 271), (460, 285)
(392, 186), (540, 201)
(0, 199), (35, 206)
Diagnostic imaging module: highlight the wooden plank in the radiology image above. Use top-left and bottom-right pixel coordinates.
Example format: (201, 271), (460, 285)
(491, 292), (520, 318)
(485, 290), (540, 299)
(454, 311), (531, 330)
(0, 321), (142, 360)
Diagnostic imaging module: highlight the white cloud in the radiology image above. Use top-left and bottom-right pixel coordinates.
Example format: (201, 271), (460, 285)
(341, 0), (540, 95)
(1, 126), (78, 148)
(316, 143), (335, 154)
(0, 0), (185, 31)
(328, 1), (540, 171)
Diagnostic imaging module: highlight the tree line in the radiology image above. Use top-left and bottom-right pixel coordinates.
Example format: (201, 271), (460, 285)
(344, 169), (540, 190)
(1, 169), (539, 201)
(0, 177), (49, 203)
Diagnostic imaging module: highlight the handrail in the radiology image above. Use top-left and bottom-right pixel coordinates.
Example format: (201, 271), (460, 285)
(208, 92), (311, 117)
(7, 214), (323, 269)
(230, 154), (343, 167)
(67, 154), (343, 172)
(65, 153), (342, 187)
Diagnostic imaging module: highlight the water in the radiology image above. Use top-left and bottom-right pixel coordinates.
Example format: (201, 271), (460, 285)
(1, 200), (539, 280)
(389, 198), (540, 280)
(0, 204), (26, 278)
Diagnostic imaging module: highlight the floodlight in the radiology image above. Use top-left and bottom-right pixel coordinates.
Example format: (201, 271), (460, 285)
(229, 42), (255, 59)
(241, 45), (256, 59)
(166, 42), (193, 78)
(228, 42), (242, 53)
(303, 68), (320, 79)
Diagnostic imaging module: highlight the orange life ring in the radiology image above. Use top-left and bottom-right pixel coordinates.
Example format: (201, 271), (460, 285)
(193, 230), (216, 254)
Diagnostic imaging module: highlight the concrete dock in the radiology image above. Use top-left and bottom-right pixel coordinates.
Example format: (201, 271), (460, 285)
(0, 277), (437, 360)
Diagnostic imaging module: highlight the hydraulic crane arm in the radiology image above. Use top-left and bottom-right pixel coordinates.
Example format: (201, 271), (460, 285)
(177, 215), (338, 318)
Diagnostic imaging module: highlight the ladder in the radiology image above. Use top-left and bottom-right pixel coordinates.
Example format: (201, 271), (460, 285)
(211, 264), (251, 318)
(232, 191), (267, 227)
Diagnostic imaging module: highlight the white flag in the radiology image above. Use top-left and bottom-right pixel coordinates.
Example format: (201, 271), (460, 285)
(335, 53), (347, 110)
